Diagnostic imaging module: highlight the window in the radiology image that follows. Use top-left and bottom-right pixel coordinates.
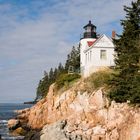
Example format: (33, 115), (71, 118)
(85, 26), (91, 32)
(100, 50), (107, 60)
(86, 51), (92, 63)
(86, 53), (87, 63)
(90, 50), (92, 61)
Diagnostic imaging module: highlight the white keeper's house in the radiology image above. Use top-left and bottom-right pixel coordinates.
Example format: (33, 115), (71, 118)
(80, 21), (115, 77)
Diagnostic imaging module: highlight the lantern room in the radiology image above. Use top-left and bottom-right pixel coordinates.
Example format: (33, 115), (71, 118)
(83, 20), (97, 39)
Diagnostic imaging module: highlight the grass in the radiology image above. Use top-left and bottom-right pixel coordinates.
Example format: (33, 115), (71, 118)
(85, 69), (114, 91)
(54, 69), (114, 97)
(56, 73), (81, 90)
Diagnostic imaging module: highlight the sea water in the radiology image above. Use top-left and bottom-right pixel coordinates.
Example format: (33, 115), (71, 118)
(0, 103), (32, 140)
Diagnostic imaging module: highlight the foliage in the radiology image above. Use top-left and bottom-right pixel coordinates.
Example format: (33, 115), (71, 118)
(36, 45), (80, 100)
(36, 63), (65, 100)
(109, 0), (140, 104)
(56, 73), (81, 89)
(65, 45), (80, 73)
(36, 73), (49, 99)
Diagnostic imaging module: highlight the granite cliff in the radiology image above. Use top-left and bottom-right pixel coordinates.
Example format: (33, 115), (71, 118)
(16, 79), (140, 140)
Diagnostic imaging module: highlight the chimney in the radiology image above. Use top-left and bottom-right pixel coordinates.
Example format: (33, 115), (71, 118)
(112, 30), (116, 39)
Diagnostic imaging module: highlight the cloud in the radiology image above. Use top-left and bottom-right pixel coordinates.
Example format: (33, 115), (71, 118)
(0, 0), (132, 103)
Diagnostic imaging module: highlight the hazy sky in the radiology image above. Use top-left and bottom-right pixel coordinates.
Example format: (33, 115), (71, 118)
(0, 0), (132, 103)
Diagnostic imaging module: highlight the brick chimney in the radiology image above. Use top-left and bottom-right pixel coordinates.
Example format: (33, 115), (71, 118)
(112, 30), (116, 39)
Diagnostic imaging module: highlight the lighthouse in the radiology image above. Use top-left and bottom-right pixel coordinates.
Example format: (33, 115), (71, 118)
(80, 21), (115, 77)
(80, 21), (98, 76)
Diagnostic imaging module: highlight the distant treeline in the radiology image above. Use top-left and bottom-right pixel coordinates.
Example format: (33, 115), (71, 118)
(36, 45), (80, 100)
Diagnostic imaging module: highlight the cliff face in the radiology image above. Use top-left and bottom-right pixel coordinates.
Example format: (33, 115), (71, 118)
(18, 80), (140, 140)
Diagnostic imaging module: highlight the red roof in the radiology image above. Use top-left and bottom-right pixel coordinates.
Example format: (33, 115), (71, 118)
(87, 40), (96, 47)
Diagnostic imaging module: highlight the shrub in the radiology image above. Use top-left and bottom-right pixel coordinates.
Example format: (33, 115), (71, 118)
(56, 73), (81, 89)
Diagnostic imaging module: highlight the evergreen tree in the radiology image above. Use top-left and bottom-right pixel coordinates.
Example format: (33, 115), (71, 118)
(65, 45), (80, 72)
(58, 63), (65, 75)
(49, 68), (54, 84)
(44, 70), (48, 76)
(109, 0), (140, 104)
(36, 80), (43, 100)
(36, 72), (49, 100)
(75, 45), (80, 72)
(53, 68), (58, 79)
(36, 44), (80, 100)
(65, 54), (71, 71)
(58, 63), (65, 74)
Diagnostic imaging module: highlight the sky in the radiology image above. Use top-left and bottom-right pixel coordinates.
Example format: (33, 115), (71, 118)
(0, 0), (133, 103)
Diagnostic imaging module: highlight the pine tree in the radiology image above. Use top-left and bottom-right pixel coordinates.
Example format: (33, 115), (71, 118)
(53, 68), (58, 79)
(36, 80), (43, 100)
(49, 68), (54, 84)
(65, 45), (80, 73)
(75, 45), (80, 72)
(36, 72), (49, 100)
(36, 44), (80, 100)
(65, 54), (71, 71)
(109, 0), (140, 104)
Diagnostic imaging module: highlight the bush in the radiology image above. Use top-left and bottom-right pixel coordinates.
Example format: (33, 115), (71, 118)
(56, 73), (81, 89)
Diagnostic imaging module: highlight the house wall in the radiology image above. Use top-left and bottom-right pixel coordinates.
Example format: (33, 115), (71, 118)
(84, 47), (115, 77)
(80, 35), (115, 77)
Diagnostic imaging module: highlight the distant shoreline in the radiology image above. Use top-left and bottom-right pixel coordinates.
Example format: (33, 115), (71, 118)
(23, 101), (37, 104)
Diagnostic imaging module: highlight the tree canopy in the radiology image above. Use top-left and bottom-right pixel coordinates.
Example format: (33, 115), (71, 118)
(36, 44), (80, 100)
(109, 0), (140, 104)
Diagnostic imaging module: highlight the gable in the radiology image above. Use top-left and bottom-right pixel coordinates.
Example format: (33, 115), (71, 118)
(87, 40), (96, 47)
(93, 34), (114, 48)
(84, 34), (114, 53)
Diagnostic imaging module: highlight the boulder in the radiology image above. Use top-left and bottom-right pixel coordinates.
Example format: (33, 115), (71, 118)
(8, 119), (20, 130)
(23, 130), (40, 140)
(40, 120), (68, 140)
(10, 127), (26, 136)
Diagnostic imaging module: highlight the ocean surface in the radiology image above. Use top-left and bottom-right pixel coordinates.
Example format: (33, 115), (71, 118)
(0, 103), (32, 140)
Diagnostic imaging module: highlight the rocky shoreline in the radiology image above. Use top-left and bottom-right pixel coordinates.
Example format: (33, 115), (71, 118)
(8, 80), (140, 140)
(8, 108), (40, 140)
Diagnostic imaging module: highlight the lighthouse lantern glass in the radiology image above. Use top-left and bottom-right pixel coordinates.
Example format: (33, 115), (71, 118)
(86, 26), (91, 32)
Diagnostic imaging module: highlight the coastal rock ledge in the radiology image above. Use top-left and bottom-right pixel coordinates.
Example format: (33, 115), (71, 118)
(8, 119), (20, 130)
(16, 80), (140, 140)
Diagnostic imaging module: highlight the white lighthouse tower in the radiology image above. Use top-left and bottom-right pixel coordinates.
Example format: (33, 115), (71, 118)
(80, 21), (98, 76)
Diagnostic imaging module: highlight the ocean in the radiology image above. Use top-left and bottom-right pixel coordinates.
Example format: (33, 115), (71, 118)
(0, 103), (32, 140)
